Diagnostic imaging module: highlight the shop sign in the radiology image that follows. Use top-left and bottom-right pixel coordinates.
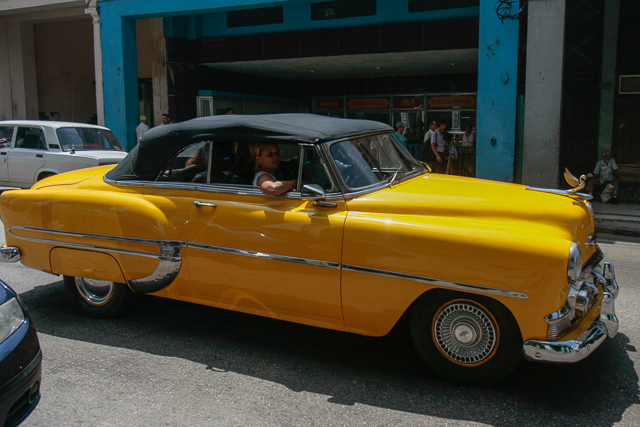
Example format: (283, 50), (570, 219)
(393, 97), (422, 109)
(316, 99), (344, 109)
(427, 96), (476, 108)
(347, 98), (390, 109)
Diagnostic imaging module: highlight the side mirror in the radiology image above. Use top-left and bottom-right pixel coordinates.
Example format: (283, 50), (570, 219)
(301, 183), (325, 200)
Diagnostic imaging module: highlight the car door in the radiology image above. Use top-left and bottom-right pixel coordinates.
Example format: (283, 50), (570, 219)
(0, 126), (15, 182)
(185, 142), (346, 322)
(7, 126), (47, 186)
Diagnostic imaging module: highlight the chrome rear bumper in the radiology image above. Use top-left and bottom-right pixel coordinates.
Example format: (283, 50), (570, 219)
(0, 245), (20, 263)
(523, 262), (619, 363)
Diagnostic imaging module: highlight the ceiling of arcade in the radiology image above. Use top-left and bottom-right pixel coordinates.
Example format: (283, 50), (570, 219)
(203, 48), (479, 80)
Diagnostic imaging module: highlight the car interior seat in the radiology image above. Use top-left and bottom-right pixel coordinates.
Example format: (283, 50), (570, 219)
(20, 134), (41, 149)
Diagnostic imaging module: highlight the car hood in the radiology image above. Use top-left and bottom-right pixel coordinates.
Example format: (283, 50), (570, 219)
(31, 165), (116, 189)
(347, 173), (594, 244)
(66, 150), (128, 162)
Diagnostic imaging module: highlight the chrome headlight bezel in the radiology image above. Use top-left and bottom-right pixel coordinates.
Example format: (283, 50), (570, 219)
(567, 242), (583, 285)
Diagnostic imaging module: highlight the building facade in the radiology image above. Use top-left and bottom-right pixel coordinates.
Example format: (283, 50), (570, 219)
(1, 0), (637, 196)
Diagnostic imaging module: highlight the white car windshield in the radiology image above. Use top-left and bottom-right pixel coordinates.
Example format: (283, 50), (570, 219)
(57, 128), (125, 151)
(329, 132), (424, 189)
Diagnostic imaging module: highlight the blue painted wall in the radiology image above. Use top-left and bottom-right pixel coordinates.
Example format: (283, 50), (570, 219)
(475, 0), (520, 182)
(97, 0), (498, 155)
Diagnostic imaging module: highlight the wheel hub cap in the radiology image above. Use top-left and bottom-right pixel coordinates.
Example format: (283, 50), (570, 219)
(75, 277), (114, 305)
(434, 302), (497, 364)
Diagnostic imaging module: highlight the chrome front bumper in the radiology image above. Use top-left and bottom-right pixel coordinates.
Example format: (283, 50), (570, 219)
(523, 262), (619, 363)
(0, 245), (20, 263)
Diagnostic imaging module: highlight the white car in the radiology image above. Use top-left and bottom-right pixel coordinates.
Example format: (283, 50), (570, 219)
(0, 120), (128, 188)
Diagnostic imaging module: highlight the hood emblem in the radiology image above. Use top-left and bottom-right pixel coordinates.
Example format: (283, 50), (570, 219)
(564, 168), (588, 194)
(525, 168), (593, 201)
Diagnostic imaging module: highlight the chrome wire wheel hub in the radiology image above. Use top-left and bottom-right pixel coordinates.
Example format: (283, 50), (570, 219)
(433, 302), (497, 365)
(75, 277), (114, 305)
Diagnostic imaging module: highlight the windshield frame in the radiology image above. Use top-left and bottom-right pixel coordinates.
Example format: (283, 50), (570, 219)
(324, 130), (427, 196)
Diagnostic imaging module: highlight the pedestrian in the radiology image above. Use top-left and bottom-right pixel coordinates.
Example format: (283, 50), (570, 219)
(394, 122), (408, 148)
(160, 113), (171, 125)
(136, 116), (149, 144)
(586, 151), (619, 204)
(50, 111), (60, 121)
(430, 121), (448, 174)
(225, 108), (235, 115)
(455, 123), (476, 176)
(421, 120), (437, 162)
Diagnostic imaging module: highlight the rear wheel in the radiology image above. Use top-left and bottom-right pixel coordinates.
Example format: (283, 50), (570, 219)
(410, 291), (522, 385)
(63, 276), (133, 318)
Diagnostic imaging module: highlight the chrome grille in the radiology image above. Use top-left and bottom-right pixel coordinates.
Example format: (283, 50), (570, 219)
(547, 315), (574, 340)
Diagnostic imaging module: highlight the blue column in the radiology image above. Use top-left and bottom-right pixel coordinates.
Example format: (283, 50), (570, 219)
(475, 0), (520, 182)
(100, 15), (138, 151)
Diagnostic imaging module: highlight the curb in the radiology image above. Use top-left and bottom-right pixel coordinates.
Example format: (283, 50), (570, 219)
(594, 216), (640, 237)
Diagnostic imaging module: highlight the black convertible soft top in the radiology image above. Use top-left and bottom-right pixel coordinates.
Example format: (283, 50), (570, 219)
(106, 113), (392, 181)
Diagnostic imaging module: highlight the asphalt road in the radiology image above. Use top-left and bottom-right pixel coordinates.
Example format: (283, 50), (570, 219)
(1, 224), (639, 426)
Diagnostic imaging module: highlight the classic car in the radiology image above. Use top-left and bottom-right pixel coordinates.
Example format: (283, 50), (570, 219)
(0, 279), (41, 427)
(0, 114), (619, 384)
(0, 120), (127, 188)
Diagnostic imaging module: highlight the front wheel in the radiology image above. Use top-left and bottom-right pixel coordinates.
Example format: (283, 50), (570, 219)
(63, 276), (133, 318)
(410, 291), (523, 385)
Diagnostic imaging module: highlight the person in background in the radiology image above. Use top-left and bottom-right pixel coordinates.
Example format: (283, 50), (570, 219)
(394, 122), (408, 148)
(50, 111), (60, 121)
(455, 123), (476, 176)
(136, 115), (149, 144)
(421, 120), (437, 162)
(586, 150), (619, 204)
(456, 123), (476, 147)
(430, 121), (448, 174)
(225, 108), (235, 115)
(160, 114), (171, 125)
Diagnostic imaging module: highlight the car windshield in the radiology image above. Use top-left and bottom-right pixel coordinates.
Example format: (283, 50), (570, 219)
(57, 128), (125, 151)
(329, 132), (425, 189)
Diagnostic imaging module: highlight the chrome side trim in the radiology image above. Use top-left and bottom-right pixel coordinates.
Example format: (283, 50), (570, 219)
(0, 245), (20, 263)
(7, 226), (183, 294)
(187, 242), (341, 269)
(8, 226), (184, 249)
(342, 264), (529, 299)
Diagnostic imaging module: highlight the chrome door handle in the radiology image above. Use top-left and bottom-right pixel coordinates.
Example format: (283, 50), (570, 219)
(193, 201), (217, 208)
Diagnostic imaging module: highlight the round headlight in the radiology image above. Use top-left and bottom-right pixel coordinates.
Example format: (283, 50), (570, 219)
(567, 242), (583, 284)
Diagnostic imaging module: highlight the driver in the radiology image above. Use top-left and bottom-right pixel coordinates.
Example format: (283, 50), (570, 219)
(252, 142), (297, 196)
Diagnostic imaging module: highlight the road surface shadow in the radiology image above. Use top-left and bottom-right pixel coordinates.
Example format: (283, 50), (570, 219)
(20, 279), (639, 427)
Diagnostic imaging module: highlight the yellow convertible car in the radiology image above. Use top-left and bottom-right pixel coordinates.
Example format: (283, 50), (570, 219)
(0, 114), (619, 384)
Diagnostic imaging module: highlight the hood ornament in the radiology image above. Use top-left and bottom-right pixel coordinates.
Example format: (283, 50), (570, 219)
(564, 168), (588, 194)
(525, 168), (593, 201)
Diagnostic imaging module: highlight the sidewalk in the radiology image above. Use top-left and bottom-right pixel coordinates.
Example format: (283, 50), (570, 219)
(592, 200), (640, 237)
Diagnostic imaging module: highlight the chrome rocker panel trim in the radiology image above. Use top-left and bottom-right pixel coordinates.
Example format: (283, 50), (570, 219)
(523, 262), (619, 363)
